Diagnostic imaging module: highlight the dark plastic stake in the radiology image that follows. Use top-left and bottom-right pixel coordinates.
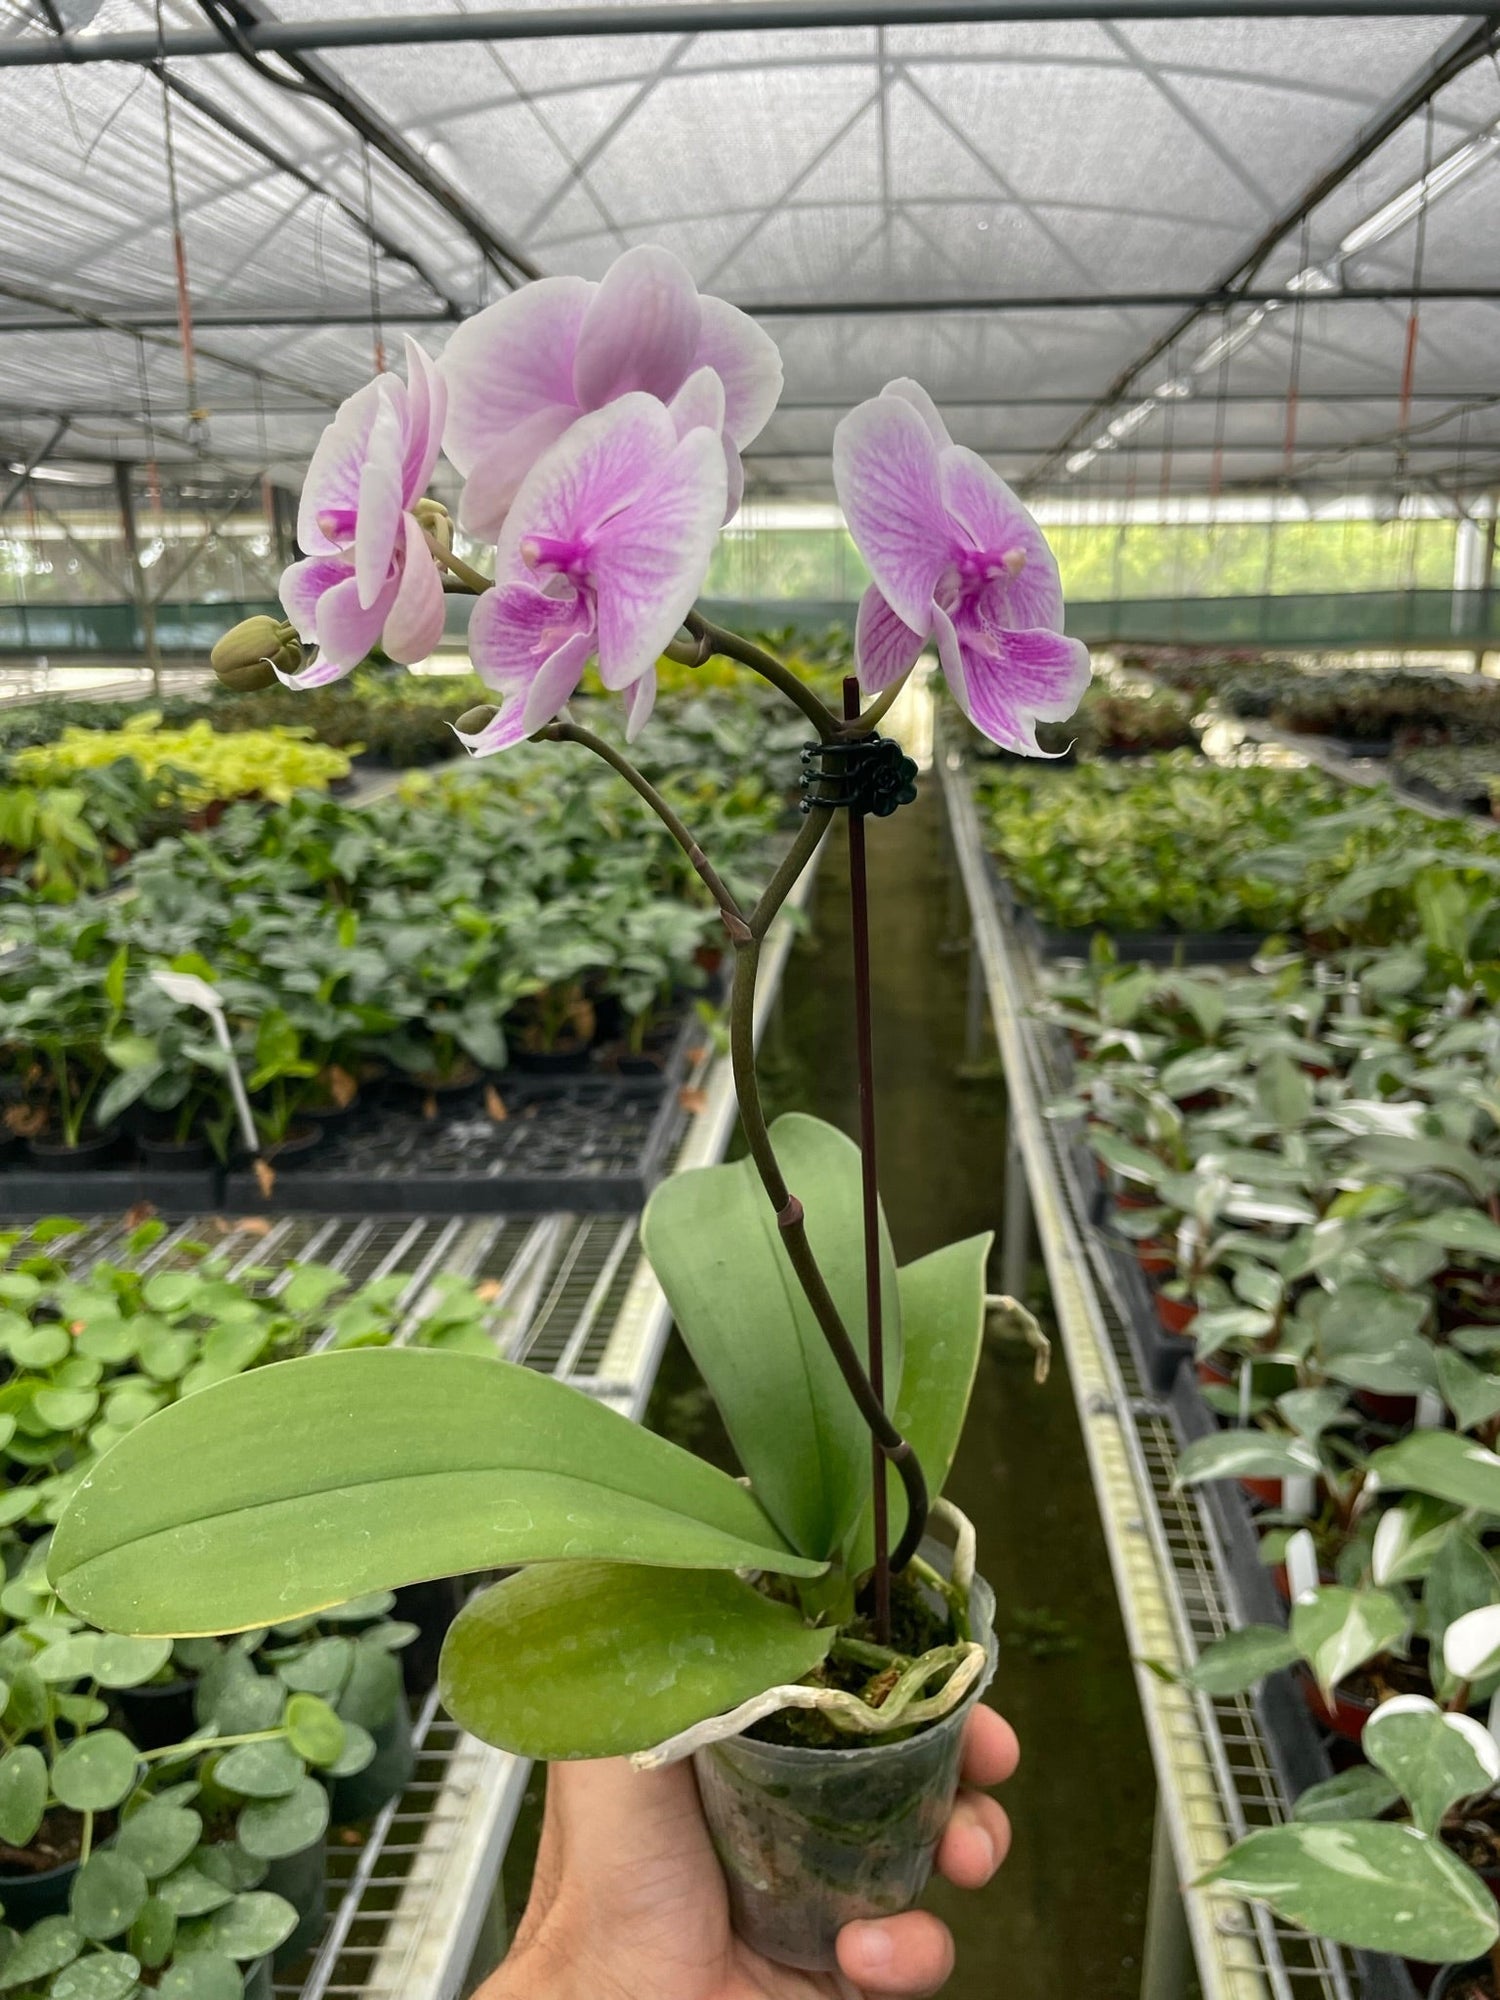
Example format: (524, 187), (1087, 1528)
(844, 674), (891, 1647)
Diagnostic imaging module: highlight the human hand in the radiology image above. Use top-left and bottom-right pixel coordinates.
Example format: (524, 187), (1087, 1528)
(479, 1704), (1018, 2000)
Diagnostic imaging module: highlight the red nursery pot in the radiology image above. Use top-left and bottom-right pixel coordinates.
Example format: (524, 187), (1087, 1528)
(1295, 1663), (1375, 1745)
(1115, 1190), (1158, 1213)
(1196, 1356), (1232, 1389)
(1353, 1388), (1419, 1427)
(1156, 1294), (1198, 1339)
(1135, 1240), (1175, 1278)
(1239, 1476), (1283, 1508)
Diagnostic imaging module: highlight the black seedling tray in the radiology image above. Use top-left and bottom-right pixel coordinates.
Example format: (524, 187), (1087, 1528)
(0, 1165), (218, 1218)
(984, 855), (1273, 966)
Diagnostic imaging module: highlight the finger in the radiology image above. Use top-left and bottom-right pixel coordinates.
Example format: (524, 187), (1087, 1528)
(960, 1704), (1019, 1788)
(936, 1790), (1011, 1889)
(837, 1912), (955, 1997)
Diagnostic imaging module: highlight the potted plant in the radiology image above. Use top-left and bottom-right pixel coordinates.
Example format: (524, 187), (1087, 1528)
(45, 246), (1093, 1966)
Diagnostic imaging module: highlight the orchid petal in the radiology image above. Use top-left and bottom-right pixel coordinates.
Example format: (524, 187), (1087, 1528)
(452, 696), (533, 760)
(832, 393), (952, 634)
(274, 651), (356, 690)
(668, 365), (727, 441)
(457, 404), (579, 542)
(314, 570), (396, 671)
(591, 425), (727, 690)
(400, 336), (446, 502)
(440, 275), (592, 478)
(854, 584), (926, 694)
(496, 392), (668, 583)
(520, 629), (594, 733)
(883, 378), (953, 450)
(382, 515), (447, 665)
(354, 392), (405, 608)
(280, 555), (353, 641)
(939, 447), (1064, 630)
(694, 292), (783, 447)
(469, 580), (591, 696)
(623, 666), (658, 743)
(722, 439), (745, 523)
(989, 626), (1092, 721)
(573, 245), (702, 410)
(297, 378), (383, 555)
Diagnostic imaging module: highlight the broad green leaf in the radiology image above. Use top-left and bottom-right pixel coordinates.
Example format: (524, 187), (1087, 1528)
(49, 1349), (823, 1636)
(1204, 1823), (1498, 1962)
(51, 1731), (140, 1812)
(1317, 1284), (1435, 1395)
(1403, 1210), (1500, 1261)
(1425, 1534), (1500, 1702)
(0, 1745), (46, 1848)
(1290, 1587), (1408, 1699)
(641, 1113), (901, 1561)
(1185, 1625), (1298, 1697)
(236, 1777), (328, 1861)
(71, 1852), (149, 1942)
(51, 1951), (142, 2000)
(214, 1740), (302, 1800)
(0, 1917), (81, 1992)
(155, 1870), (233, 1920)
(1175, 1432), (1319, 1488)
(846, 1233), (992, 1575)
(157, 1951), (243, 2000)
(129, 1895), (177, 1970)
(1436, 1349), (1500, 1433)
(284, 1693), (344, 1767)
(1292, 1766), (1401, 1824)
(1443, 1604), (1500, 1686)
(1256, 1052), (1312, 1133)
(1371, 1495), (1460, 1588)
(439, 1561), (834, 1760)
(1368, 1431), (1500, 1515)
(179, 1892), (297, 1962)
(116, 1804), (202, 1882)
(1364, 1697), (1500, 1836)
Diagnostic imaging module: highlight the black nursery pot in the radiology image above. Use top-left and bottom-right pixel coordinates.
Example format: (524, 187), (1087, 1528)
(329, 1689), (417, 1822)
(137, 1136), (215, 1171)
(115, 1675), (200, 1750)
(25, 1129), (121, 1171)
(0, 1852), (82, 1927)
(393, 1577), (466, 1698)
(1429, 1963), (1493, 1999)
(263, 1836), (327, 1965)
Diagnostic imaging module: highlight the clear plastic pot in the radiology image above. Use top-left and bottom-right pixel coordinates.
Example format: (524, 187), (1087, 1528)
(693, 1557), (998, 1972)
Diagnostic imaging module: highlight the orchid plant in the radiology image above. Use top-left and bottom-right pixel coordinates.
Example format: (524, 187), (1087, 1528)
(47, 248), (1085, 1853)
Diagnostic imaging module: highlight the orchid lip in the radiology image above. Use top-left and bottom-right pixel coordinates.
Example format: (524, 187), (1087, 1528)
(521, 533), (589, 576)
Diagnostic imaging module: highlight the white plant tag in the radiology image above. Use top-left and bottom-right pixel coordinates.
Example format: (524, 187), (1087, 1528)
(151, 970), (259, 1158)
(1283, 1475), (1316, 1519)
(1285, 1527), (1319, 1605)
(1415, 1391), (1444, 1430)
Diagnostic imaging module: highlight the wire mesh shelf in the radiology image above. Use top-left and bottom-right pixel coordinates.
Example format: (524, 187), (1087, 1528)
(938, 736), (1363, 2000)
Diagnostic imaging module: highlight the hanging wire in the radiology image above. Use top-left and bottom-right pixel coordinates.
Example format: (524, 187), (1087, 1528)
(135, 335), (164, 525)
(1282, 216), (1311, 481)
(360, 139), (387, 376)
(154, 0), (205, 439)
(1208, 305), (1233, 597)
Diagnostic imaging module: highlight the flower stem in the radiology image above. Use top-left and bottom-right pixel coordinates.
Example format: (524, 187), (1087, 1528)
(431, 546), (491, 595)
(685, 612), (839, 743)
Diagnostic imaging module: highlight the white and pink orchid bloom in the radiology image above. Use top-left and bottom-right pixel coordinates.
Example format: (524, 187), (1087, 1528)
(832, 379), (1090, 754)
(278, 337), (449, 685)
(456, 392), (728, 758)
(440, 245), (781, 540)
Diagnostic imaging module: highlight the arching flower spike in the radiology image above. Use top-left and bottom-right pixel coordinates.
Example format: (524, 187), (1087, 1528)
(456, 392), (728, 758)
(278, 337), (448, 685)
(440, 245), (781, 539)
(833, 378), (1091, 754)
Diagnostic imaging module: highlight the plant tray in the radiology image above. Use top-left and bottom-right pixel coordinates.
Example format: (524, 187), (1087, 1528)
(985, 856), (1273, 966)
(0, 1164), (217, 1218)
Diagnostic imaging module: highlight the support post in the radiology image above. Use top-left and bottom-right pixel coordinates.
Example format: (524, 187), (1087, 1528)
(115, 461), (162, 696)
(1476, 500), (1497, 675)
(1000, 1123), (1033, 1302)
(1140, 1807), (1192, 2000)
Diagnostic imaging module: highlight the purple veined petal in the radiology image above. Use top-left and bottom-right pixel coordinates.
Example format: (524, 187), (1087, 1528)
(855, 583), (927, 694)
(315, 570), (397, 670)
(457, 404), (580, 542)
(400, 336), (446, 502)
(938, 447), (1065, 631)
(496, 393), (674, 583)
(297, 378), (384, 555)
(623, 665), (657, 743)
(274, 651), (357, 691)
(590, 424), (727, 690)
(991, 626), (1093, 723)
(667, 365), (726, 440)
(929, 604), (1037, 754)
(354, 391), (406, 609)
(469, 580), (590, 694)
(382, 515), (448, 665)
(882, 378), (953, 450)
(280, 555), (353, 641)
(694, 292), (783, 447)
(452, 695), (534, 760)
(521, 628), (595, 734)
(722, 438), (745, 525)
(440, 275), (592, 478)
(573, 245), (702, 410)
(832, 393), (953, 635)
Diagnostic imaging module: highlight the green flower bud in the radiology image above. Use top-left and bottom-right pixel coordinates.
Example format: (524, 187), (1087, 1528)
(211, 616), (301, 693)
(457, 704), (498, 735)
(414, 498), (453, 558)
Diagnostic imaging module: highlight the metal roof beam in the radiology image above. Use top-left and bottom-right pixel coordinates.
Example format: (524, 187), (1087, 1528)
(3, 0), (1496, 68)
(1028, 13), (1500, 483)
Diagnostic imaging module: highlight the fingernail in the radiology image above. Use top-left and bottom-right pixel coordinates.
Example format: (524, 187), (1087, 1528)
(848, 1923), (894, 1971)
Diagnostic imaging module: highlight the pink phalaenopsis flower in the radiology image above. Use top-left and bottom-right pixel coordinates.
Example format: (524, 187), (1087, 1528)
(456, 392), (727, 758)
(279, 337), (448, 684)
(833, 380), (1090, 753)
(440, 245), (781, 540)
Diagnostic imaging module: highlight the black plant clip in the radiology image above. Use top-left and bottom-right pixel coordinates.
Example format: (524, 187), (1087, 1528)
(799, 734), (919, 818)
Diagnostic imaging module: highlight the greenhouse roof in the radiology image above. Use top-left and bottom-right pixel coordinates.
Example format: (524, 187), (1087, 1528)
(2, 1), (1499, 507)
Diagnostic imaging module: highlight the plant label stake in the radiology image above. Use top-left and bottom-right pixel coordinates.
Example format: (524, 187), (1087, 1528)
(149, 971), (259, 1161)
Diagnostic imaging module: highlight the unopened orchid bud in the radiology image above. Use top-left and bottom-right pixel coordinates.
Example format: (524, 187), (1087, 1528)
(457, 704), (499, 735)
(415, 498), (453, 557)
(211, 616), (301, 692)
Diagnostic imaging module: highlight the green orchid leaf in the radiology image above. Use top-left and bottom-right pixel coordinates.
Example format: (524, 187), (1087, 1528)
(49, 1349), (823, 1636)
(1184, 1624), (1299, 1697)
(1175, 1432), (1319, 1488)
(845, 1233), (992, 1576)
(1363, 1697), (1500, 1837)
(1290, 1587), (1409, 1700)
(1292, 1766), (1402, 1825)
(641, 1113), (900, 1562)
(439, 1561), (834, 1761)
(1368, 1432), (1500, 1516)
(1202, 1823), (1498, 1962)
